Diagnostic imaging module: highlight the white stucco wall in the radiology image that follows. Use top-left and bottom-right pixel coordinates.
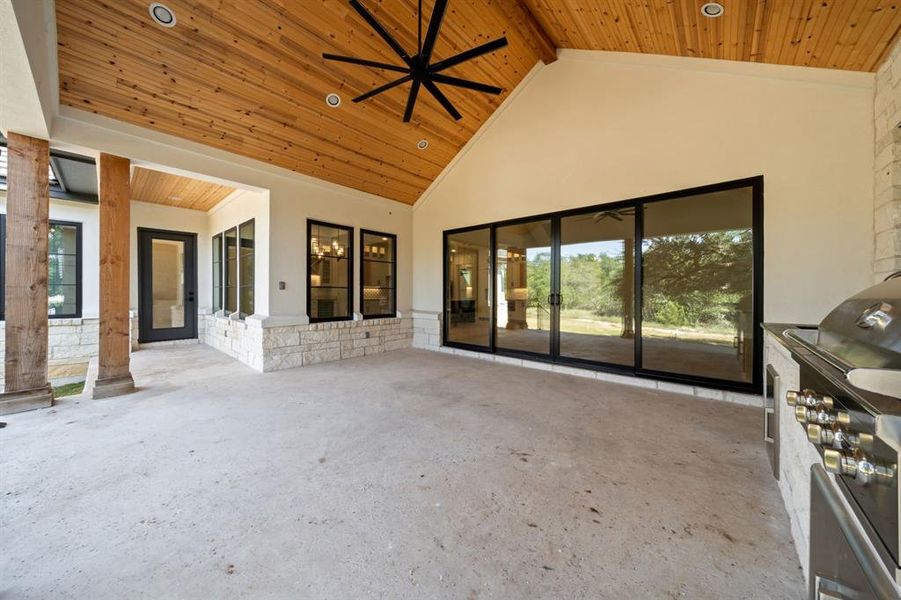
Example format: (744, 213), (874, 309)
(412, 51), (876, 327)
(49, 108), (414, 321)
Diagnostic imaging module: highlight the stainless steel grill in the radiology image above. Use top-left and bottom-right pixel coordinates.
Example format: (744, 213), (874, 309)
(766, 272), (901, 599)
(786, 274), (901, 400)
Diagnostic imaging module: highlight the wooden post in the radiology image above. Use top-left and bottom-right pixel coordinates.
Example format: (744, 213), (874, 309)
(93, 153), (135, 399)
(0, 133), (53, 415)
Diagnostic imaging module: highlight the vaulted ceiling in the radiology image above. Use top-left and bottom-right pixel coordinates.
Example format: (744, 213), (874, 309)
(527, 0), (901, 71)
(56, 1), (900, 206)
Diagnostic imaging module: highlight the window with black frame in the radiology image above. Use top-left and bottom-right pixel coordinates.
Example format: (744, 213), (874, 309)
(361, 230), (396, 318)
(224, 227), (238, 313)
(212, 220), (255, 318)
(212, 233), (223, 312)
(238, 219), (254, 318)
(308, 220), (353, 322)
(0, 216), (82, 319)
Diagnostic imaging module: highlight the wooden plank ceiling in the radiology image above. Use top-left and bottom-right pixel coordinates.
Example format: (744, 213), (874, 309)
(131, 166), (236, 211)
(56, 0), (551, 205)
(526, 1), (901, 71)
(56, 1), (900, 205)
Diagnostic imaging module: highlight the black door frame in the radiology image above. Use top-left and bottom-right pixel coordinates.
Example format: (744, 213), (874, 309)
(442, 175), (764, 394)
(492, 215), (558, 362)
(138, 227), (198, 343)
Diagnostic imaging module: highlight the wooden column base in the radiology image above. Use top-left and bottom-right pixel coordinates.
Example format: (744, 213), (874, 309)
(0, 384), (53, 415)
(92, 374), (135, 399)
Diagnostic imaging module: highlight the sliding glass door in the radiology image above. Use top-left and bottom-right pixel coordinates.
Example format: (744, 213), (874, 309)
(442, 177), (762, 392)
(639, 187), (756, 384)
(446, 227), (492, 348)
(495, 219), (554, 357)
(558, 209), (635, 366)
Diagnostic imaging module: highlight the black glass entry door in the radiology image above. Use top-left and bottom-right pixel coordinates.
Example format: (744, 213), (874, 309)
(138, 228), (197, 343)
(443, 177), (763, 393)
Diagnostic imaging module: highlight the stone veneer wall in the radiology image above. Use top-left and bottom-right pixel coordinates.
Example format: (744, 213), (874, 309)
(200, 314), (265, 371)
(410, 311), (758, 406)
(200, 314), (413, 373)
(0, 318), (99, 390)
(764, 332), (820, 581)
(874, 39), (901, 281)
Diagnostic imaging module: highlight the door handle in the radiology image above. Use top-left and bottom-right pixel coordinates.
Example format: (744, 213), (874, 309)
(187, 292), (195, 303)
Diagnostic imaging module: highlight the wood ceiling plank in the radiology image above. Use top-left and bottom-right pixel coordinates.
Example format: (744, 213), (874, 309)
(844, 0), (900, 71)
(54, 10), (458, 180)
(57, 0), (542, 204)
(56, 0), (900, 206)
(131, 166), (237, 211)
(58, 44), (436, 197)
(861, 2), (901, 70)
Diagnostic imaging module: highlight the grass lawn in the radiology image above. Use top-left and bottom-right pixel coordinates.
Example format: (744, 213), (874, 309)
(525, 307), (736, 346)
(53, 381), (85, 398)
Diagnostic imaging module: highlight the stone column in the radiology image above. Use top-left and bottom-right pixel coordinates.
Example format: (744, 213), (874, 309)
(93, 153), (135, 399)
(874, 40), (901, 281)
(0, 132), (53, 415)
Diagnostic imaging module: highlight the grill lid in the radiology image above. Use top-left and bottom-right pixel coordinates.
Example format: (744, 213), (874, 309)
(817, 275), (901, 371)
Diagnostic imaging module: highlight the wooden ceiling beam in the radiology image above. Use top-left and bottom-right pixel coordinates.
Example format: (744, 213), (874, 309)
(495, 0), (559, 65)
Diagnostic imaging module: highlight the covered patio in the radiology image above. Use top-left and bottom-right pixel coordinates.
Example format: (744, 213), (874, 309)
(1, 345), (801, 599)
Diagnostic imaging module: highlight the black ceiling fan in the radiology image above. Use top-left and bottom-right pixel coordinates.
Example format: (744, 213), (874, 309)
(322, 0), (509, 123)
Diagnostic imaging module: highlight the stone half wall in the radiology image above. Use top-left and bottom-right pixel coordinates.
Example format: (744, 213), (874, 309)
(0, 318), (99, 390)
(764, 331), (820, 581)
(874, 38), (901, 281)
(410, 310), (758, 406)
(200, 314), (413, 373)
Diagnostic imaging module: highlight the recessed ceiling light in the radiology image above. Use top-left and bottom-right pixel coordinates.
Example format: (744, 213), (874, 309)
(149, 2), (176, 28)
(417, 139), (429, 150)
(701, 2), (724, 18)
(167, 195), (182, 201)
(325, 93), (341, 108)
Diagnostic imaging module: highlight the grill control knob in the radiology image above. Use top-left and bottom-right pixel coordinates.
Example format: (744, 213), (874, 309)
(786, 389), (834, 410)
(823, 448), (895, 486)
(806, 423), (873, 451)
(795, 404), (850, 426)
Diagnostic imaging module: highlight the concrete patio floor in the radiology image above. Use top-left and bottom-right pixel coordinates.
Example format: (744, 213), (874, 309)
(1, 345), (803, 599)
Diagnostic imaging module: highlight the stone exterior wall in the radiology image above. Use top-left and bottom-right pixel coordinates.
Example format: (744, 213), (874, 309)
(874, 39), (901, 281)
(0, 318), (99, 390)
(765, 332), (821, 581)
(199, 314), (413, 373)
(259, 317), (412, 372)
(200, 314), (265, 371)
(412, 310), (442, 350)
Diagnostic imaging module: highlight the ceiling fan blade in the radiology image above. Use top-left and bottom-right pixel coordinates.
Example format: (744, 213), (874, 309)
(322, 53), (408, 73)
(429, 37), (508, 74)
(423, 80), (461, 121)
(403, 79), (422, 123)
(429, 73), (502, 95)
(420, 0), (448, 63)
(353, 74), (413, 103)
(349, 0), (412, 66)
